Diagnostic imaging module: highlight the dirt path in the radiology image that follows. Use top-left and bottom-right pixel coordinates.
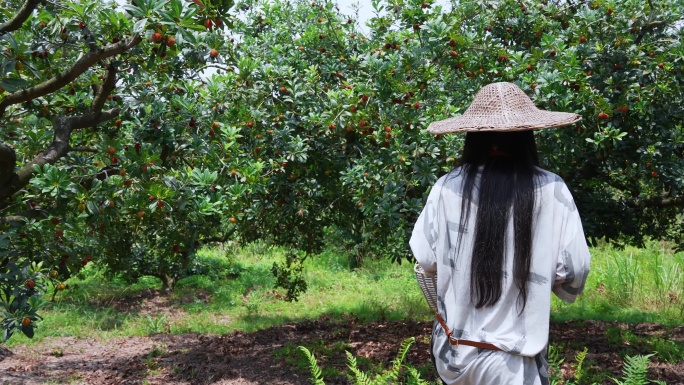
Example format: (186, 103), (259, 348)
(1, 317), (683, 384)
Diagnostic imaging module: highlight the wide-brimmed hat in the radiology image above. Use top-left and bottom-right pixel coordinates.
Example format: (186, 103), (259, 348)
(427, 82), (581, 134)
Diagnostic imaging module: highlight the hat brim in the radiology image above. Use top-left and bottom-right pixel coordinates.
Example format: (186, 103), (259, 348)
(427, 110), (582, 134)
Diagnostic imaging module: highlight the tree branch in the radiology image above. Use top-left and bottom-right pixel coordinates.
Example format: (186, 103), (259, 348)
(0, 108), (119, 202)
(634, 20), (667, 45)
(69, 146), (99, 153)
(0, 144), (17, 188)
(92, 63), (117, 112)
(0, 0), (41, 35)
(0, 34), (141, 117)
(0, 215), (26, 225)
(205, 227), (237, 243)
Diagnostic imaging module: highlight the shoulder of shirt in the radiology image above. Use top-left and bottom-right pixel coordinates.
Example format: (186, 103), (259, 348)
(535, 167), (566, 190)
(434, 168), (465, 189)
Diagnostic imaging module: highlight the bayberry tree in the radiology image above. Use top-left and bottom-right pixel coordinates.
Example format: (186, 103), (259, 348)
(0, 0), (235, 340)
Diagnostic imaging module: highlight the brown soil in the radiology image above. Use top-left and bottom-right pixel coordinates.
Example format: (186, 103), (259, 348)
(1, 316), (682, 385)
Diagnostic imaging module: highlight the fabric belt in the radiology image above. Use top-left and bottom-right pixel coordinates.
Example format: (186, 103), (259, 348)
(434, 312), (502, 351)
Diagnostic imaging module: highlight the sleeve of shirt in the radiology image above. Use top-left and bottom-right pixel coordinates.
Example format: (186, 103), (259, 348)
(552, 184), (592, 303)
(409, 178), (444, 274)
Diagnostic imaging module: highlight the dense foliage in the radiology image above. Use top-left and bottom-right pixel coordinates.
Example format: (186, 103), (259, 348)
(1, 0), (683, 340)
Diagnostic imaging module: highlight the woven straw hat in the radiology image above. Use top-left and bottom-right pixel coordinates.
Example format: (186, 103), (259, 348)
(427, 82), (581, 134)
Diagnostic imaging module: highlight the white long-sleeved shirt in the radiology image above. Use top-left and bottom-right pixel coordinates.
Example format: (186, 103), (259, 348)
(410, 166), (591, 384)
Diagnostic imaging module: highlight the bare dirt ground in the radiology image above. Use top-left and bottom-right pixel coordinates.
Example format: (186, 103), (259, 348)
(1, 316), (683, 385)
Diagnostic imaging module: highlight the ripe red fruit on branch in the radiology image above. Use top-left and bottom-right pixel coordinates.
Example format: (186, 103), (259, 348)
(598, 112), (609, 120)
(579, 36), (586, 43)
(413, 102), (420, 109)
(204, 19), (213, 29)
(25, 280), (35, 289)
(165, 37), (176, 47)
(21, 317), (31, 327)
(78, 21), (86, 29)
(229, 216), (237, 223)
(107, 147), (116, 155)
(152, 32), (164, 44)
(210, 49), (219, 58)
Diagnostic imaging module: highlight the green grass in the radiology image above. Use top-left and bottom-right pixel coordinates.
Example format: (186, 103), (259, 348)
(4, 239), (683, 350)
(551, 240), (684, 325)
(4, 240), (432, 347)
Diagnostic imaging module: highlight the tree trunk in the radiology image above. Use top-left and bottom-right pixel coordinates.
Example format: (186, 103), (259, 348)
(159, 274), (176, 293)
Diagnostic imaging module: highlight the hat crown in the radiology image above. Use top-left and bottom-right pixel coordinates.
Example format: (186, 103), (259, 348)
(464, 82), (536, 118)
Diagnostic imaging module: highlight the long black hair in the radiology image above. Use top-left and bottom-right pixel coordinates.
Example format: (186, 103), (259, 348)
(456, 130), (541, 312)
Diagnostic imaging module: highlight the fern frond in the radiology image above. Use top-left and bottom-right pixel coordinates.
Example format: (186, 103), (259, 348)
(610, 353), (654, 385)
(547, 345), (565, 385)
(298, 346), (326, 385)
(405, 365), (430, 385)
(346, 350), (373, 385)
(384, 337), (415, 381)
(574, 347), (588, 382)
(622, 354), (653, 385)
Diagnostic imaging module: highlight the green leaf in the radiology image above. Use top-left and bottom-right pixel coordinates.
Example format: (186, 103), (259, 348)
(133, 18), (148, 33)
(0, 77), (30, 92)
